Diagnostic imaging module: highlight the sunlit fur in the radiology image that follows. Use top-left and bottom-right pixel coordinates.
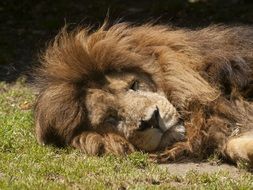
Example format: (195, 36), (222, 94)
(34, 23), (253, 165)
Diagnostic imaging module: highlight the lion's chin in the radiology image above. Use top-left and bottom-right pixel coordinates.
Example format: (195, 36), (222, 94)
(131, 119), (186, 152)
(131, 128), (163, 152)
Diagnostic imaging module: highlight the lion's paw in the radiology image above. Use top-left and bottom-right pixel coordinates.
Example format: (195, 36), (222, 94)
(71, 132), (135, 156)
(104, 133), (135, 155)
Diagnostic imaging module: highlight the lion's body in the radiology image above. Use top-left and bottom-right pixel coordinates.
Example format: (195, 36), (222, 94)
(35, 23), (253, 165)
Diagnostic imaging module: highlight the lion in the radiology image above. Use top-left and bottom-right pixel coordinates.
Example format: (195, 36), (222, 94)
(34, 23), (253, 166)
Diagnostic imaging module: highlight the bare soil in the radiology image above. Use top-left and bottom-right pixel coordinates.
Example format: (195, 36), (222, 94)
(160, 162), (248, 177)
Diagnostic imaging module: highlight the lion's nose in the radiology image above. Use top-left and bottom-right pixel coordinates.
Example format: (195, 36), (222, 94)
(138, 108), (160, 131)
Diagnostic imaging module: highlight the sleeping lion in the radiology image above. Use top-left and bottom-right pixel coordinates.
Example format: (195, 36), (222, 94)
(34, 23), (253, 166)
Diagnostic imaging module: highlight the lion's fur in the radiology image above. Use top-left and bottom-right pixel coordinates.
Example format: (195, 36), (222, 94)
(34, 23), (253, 164)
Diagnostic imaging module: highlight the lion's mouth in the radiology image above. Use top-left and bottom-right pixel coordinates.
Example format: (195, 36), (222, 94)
(138, 108), (160, 131)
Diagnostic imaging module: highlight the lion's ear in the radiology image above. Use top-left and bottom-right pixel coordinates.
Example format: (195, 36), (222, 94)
(34, 83), (84, 147)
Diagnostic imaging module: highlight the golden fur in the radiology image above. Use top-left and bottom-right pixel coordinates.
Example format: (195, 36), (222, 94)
(34, 23), (253, 165)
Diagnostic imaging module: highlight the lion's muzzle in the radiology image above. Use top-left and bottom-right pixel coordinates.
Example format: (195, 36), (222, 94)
(138, 107), (160, 131)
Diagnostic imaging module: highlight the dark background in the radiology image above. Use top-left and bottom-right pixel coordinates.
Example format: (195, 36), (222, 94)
(0, 0), (253, 82)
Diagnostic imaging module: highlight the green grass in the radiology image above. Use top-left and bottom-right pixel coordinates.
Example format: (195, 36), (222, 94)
(0, 80), (253, 189)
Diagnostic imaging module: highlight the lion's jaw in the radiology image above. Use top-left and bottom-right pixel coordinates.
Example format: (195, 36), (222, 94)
(85, 72), (184, 152)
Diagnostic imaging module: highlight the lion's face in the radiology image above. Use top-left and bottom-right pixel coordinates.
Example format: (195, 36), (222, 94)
(84, 71), (184, 151)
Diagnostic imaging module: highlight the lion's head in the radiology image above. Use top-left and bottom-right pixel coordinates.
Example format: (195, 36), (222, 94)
(34, 23), (185, 154)
(84, 71), (185, 151)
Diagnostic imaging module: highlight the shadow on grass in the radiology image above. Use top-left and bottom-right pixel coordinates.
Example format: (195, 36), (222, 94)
(0, 0), (253, 82)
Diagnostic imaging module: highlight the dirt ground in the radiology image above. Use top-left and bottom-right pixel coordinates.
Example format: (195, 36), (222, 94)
(161, 162), (245, 176)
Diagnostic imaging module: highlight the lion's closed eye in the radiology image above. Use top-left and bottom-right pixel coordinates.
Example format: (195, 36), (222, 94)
(129, 80), (156, 92)
(130, 80), (139, 91)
